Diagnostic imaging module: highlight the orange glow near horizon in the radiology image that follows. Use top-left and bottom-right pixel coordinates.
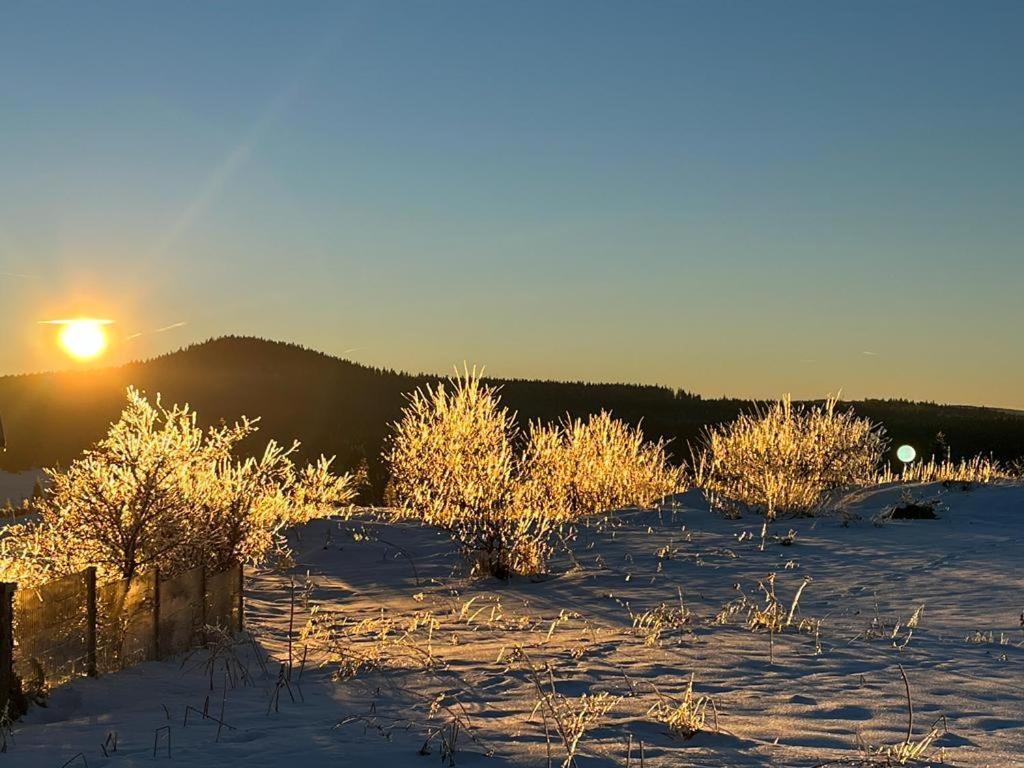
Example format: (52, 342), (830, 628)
(40, 318), (113, 361)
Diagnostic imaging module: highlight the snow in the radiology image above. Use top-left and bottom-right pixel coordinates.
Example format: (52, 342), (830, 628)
(0, 471), (42, 507)
(5, 483), (1024, 766)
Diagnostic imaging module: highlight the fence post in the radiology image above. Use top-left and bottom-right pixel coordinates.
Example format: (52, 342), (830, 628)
(235, 564), (244, 633)
(84, 567), (97, 677)
(0, 583), (14, 714)
(151, 568), (161, 661)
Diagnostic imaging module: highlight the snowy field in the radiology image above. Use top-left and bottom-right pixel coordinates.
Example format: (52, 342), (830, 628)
(0, 471), (42, 507)
(5, 483), (1023, 767)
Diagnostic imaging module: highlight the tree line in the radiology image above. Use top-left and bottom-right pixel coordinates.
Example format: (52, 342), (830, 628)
(1, 336), (1021, 502)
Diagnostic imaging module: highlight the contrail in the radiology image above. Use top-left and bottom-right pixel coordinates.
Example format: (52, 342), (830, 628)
(125, 321), (188, 341)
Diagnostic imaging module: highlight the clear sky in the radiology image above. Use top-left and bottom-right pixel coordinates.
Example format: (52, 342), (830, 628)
(1, 1), (1022, 407)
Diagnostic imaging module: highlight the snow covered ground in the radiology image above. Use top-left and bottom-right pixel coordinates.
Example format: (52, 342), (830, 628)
(5, 483), (1023, 766)
(0, 470), (42, 507)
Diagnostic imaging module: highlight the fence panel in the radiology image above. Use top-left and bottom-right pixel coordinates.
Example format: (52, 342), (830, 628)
(205, 564), (242, 633)
(9, 563), (242, 695)
(96, 570), (156, 674)
(12, 570), (91, 690)
(157, 565), (205, 658)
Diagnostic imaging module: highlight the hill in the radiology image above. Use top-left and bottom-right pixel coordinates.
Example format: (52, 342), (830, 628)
(1, 336), (1022, 499)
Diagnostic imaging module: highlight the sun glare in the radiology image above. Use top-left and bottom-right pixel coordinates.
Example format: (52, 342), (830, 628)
(54, 319), (111, 361)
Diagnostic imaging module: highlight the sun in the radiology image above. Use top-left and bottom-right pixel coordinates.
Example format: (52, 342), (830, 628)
(56, 319), (111, 361)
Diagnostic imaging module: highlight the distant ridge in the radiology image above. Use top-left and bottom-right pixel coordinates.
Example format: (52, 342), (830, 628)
(2, 336), (1022, 499)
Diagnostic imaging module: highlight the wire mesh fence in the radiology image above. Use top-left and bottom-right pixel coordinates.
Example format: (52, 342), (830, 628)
(158, 564), (205, 660)
(1, 563), (242, 710)
(96, 569), (156, 675)
(206, 564), (243, 631)
(12, 570), (92, 689)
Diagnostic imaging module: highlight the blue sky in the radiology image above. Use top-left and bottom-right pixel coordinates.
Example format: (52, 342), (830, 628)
(1, 1), (1022, 406)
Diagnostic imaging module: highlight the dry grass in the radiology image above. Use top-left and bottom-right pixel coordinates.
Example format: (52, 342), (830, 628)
(744, 573), (812, 634)
(544, 690), (619, 768)
(518, 648), (619, 768)
(877, 453), (1010, 486)
(854, 604), (924, 649)
(714, 573), (816, 662)
(630, 589), (693, 646)
(302, 605), (444, 678)
(648, 674), (717, 740)
(872, 666), (943, 766)
(879, 729), (940, 765)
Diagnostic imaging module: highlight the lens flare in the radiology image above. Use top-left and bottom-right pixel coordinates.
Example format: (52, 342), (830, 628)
(897, 444), (917, 464)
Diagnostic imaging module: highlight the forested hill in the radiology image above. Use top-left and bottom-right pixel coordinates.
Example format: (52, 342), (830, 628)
(1, 336), (1022, 497)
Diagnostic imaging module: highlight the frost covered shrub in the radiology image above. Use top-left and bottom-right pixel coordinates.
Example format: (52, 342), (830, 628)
(0, 388), (358, 586)
(696, 397), (886, 539)
(385, 370), (685, 577)
(385, 368), (517, 531)
(185, 444), (358, 573)
(385, 368), (554, 578)
(515, 412), (683, 522)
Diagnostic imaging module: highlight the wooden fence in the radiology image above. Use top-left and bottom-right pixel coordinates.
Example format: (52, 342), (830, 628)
(1, 563), (243, 715)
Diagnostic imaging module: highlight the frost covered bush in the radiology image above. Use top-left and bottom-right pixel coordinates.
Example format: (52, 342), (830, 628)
(385, 368), (517, 532)
(385, 369), (684, 577)
(0, 388), (358, 586)
(185, 443), (358, 574)
(695, 397), (886, 543)
(385, 368), (551, 578)
(515, 412), (682, 523)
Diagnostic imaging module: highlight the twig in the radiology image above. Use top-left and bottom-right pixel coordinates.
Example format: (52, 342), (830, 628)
(898, 664), (913, 744)
(183, 705), (235, 732)
(153, 725), (171, 758)
(218, 670), (229, 742)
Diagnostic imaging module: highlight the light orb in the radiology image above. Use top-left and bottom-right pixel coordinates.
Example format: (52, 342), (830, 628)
(896, 444), (917, 464)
